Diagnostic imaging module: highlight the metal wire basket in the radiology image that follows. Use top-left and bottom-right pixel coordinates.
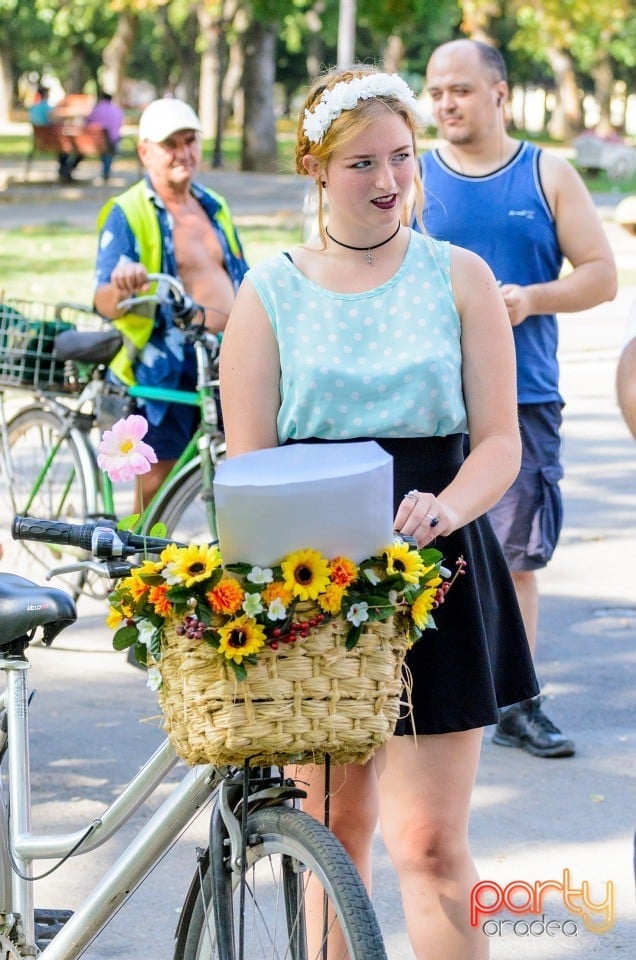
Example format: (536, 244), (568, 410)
(0, 298), (106, 393)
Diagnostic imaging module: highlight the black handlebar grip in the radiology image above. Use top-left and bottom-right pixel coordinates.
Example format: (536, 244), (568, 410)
(11, 516), (96, 551)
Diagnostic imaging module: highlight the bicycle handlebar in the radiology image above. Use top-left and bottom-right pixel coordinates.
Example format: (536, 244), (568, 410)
(12, 516), (184, 559)
(117, 272), (204, 328)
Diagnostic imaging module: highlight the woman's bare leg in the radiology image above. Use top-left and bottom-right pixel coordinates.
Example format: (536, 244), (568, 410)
(377, 729), (488, 960)
(293, 759), (379, 957)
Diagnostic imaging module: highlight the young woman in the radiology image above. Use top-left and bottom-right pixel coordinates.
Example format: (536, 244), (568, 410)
(220, 66), (538, 960)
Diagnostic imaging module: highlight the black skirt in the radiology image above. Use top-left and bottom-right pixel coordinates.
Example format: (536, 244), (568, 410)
(288, 435), (539, 735)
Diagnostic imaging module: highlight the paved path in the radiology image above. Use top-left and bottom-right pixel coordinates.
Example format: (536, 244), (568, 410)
(0, 162), (634, 958)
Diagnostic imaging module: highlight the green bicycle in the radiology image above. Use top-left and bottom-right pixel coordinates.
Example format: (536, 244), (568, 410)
(0, 275), (225, 600)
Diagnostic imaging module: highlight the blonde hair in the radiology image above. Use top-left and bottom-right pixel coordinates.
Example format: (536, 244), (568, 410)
(296, 66), (425, 241)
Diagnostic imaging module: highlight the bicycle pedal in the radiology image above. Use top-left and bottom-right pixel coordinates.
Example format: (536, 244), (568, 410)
(34, 908), (73, 947)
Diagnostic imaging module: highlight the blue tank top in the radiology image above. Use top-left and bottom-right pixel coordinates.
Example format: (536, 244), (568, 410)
(246, 232), (467, 443)
(417, 142), (563, 404)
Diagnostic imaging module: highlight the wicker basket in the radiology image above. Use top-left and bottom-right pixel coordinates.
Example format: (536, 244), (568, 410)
(0, 298), (105, 393)
(155, 606), (412, 768)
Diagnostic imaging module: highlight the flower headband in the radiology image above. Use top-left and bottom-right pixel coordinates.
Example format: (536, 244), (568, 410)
(302, 72), (426, 145)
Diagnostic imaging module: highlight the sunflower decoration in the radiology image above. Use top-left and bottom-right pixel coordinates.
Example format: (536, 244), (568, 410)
(108, 538), (466, 683)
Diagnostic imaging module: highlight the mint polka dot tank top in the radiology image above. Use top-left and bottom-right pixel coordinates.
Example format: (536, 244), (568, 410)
(246, 231), (468, 443)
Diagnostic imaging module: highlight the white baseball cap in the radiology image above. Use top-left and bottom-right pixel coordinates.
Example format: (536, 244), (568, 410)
(138, 98), (202, 143)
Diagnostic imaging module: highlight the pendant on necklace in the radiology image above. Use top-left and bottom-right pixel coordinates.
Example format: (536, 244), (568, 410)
(364, 251), (375, 265)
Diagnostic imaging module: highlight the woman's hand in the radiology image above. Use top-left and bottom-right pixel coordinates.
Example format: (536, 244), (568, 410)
(393, 490), (456, 548)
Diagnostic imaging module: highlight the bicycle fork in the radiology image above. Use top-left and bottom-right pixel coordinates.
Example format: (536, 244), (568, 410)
(208, 770), (307, 960)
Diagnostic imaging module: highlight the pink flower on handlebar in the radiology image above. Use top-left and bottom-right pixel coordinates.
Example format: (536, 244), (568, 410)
(97, 415), (158, 482)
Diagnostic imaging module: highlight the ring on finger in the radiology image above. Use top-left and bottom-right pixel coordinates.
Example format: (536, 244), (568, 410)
(425, 513), (440, 528)
(404, 489), (419, 501)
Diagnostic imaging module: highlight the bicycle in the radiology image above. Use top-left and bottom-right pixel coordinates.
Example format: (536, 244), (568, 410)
(0, 514), (388, 960)
(0, 276), (225, 601)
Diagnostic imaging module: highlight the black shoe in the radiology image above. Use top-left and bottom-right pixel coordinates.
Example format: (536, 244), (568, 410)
(493, 697), (575, 758)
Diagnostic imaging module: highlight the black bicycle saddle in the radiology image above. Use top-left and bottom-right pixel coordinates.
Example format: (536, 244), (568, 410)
(0, 574), (77, 647)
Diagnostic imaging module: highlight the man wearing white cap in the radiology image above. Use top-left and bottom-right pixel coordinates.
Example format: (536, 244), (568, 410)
(94, 97), (248, 504)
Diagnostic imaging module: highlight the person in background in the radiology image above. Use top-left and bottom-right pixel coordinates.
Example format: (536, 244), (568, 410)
(28, 84), (75, 182)
(84, 91), (125, 182)
(94, 97), (248, 507)
(416, 38), (617, 758)
(220, 65), (538, 959)
(616, 300), (636, 438)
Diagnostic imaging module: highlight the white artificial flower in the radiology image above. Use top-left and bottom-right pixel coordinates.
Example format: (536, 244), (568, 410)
(247, 565), (274, 584)
(364, 568), (381, 585)
(267, 598), (288, 621)
(137, 619), (156, 646)
(303, 73), (427, 144)
(146, 666), (162, 692)
(346, 601), (370, 628)
(388, 590), (399, 605)
(242, 593), (264, 617)
(161, 562), (182, 585)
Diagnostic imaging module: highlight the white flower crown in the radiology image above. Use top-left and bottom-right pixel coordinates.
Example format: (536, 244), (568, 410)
(302, 73), (426, 145)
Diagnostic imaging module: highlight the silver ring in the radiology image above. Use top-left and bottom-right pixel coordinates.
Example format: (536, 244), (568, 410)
(425, 513), (440, 528)
(404, 489), (419, 500)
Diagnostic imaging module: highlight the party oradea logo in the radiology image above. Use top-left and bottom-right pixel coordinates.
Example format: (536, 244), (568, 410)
(471, 869), (615, 938)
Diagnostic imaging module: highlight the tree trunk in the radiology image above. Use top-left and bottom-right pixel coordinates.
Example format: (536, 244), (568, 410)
(546, 46), (582, 140)
(383, 34), (404, 74)
(101, 11), (139, 100)
(591, 53), (615, 136)
(65, 44), (91, 95)
(0, 45), (12, 123)
(240, 19), (278, 171)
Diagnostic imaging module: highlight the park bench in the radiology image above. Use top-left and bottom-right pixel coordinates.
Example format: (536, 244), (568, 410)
(25, 122), (110, 178)
(25, 95), (113, 179)
(573, 132), (636, 181)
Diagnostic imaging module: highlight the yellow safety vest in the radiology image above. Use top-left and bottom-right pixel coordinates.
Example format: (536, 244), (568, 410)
(97, 180), (243, 385)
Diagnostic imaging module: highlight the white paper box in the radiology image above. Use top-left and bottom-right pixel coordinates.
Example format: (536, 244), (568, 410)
(213, 442), (394, 565)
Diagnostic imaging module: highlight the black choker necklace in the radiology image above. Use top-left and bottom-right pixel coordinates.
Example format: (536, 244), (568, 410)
(325, 222), (401, 265)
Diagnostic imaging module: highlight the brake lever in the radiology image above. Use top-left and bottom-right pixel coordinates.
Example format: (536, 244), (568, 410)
(45, 559), (133, 581)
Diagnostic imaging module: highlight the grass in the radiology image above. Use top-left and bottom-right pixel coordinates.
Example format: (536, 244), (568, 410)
(0, 223), (299, 305)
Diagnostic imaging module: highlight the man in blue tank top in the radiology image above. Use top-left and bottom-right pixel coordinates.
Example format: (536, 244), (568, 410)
(416, 39), (617, 757)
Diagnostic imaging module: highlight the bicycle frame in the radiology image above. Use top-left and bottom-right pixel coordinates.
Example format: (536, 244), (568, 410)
(0, 652), (219, 958)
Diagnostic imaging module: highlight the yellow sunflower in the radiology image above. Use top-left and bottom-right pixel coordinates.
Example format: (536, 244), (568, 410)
(384, 543), (425, 585)
(281, 548), (331, 601)
(162, 544), (222, 587)
(133, 558), (163, 578)
(217, 615), (267, 664)
(410, 584), (441, 629)
(330, 556), (358, 588)
(207, 577), (245, 615)
(318, 582), (345, 616)
(106, 607), (124, 630)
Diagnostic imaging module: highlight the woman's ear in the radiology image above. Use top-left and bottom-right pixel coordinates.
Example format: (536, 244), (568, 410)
(302, 154), (321, 179)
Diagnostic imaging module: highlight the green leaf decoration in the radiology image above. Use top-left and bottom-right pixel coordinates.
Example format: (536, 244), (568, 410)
(148, 631), (162, 661)
(149, 522), (167, 537)
(345, 624), (363, 650)
(117, 513), (140, 532)
(112, 624), (138, 650)
(229, 660), (248, 681)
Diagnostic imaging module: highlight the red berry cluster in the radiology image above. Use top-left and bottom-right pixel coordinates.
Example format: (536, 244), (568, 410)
(175, 614), (206, 640)
(267, 613), (326, 650)
(433, 555), (467, 608)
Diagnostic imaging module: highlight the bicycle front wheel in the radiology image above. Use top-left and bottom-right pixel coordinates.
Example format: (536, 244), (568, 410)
(175, 806), (387, 960)
(1, 405), (94, 595)
(143, 448), (224, 544)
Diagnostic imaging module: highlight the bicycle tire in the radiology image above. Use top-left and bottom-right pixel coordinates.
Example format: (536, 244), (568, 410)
(0, 405), (94, 598)
(174, 805), (387, 960)
(142, 448), (224, 545)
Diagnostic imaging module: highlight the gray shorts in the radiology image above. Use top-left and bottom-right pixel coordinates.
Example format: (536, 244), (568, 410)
(487, 402), (564, 572)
